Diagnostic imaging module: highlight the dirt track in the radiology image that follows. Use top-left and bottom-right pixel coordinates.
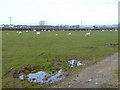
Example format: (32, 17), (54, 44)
(50, 52), (118, 88)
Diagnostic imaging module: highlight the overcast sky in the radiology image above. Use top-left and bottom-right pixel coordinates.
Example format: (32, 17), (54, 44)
(0, 0), (119, 25)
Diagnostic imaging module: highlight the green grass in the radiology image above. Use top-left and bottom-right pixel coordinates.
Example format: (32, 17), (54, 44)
(2, 30), (118, 88)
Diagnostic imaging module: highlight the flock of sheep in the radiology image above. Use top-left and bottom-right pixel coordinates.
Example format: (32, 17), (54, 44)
(16, 29), (117, 36)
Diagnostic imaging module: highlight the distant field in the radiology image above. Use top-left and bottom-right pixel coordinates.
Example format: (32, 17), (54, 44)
(2, 30), (118, 88)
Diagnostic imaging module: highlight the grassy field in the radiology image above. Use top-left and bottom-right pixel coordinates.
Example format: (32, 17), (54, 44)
(2, 30), (118, 88)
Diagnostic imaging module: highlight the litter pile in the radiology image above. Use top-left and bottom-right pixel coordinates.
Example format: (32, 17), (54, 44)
(19, 69), (64, 84)
(68, 60), (85, 68)
(14, 60), (85, 84)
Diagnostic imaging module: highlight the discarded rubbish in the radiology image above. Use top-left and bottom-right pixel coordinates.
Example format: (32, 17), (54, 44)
(27, 71), (48, 83)
(18, 69), (64, 84)
(68, 60), (85, 68)
(19, 74), (24, 80)
(87, 77), (94, 82)
(47, 69), (64, 83)
(87, 79), (92, 82)
(17, 59), (84, 85)
(95, 82), (98, 85)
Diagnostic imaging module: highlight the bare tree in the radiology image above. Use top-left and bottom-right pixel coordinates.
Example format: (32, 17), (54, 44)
(39, 20), (46, 26)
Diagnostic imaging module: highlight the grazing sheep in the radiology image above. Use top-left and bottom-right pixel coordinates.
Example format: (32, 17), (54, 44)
(33, 29), (36, 31)
(41, 30), (43, 31)
(102, 30), (104, 32)
(44, 30), (46, 31)
(68, 33), (71, 36)
(36, 32), (40, 35)
(26, 30), (28, 32)
(85, 32), (91, 36)
(18, 31), (22, 35)
(110, 30), (112, 31)
(48, 30), (50, 32)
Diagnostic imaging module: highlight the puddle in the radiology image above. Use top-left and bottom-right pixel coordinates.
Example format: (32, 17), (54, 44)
(68, 60), (85, 68)
(19, 69), (64, 84)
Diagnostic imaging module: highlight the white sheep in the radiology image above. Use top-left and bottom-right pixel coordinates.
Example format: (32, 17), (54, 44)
(33, 29), (36, 31)
(52, 30), (55, 31)
(41, 30), (43, 31)
(26, 30), (28, 32)
(56, 34), (58, 36)
(102, 30), (104, 32)
(18, 31), (22, 35)
(48, 30), (50, 32)
(110, 30), (112, 31)
(85, 32), (91, 36)
(68, 33), (71, 36)
(36, 32), (40, 35)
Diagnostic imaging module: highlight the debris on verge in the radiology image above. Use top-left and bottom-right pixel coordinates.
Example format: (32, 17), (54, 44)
(19, 69), (64, 84)
(14, 59), (85, 85)
(68, 60), (85, 68)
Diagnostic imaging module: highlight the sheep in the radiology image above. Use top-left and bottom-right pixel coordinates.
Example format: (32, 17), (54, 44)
(68, 33), (71, 36)
(102, 30), (104, 32)
(18, 31), (22, 35)
(44, 30), (46, 31)
(41, 30), (43, 31)
(33, 29), (36, 31)
(26, 30), (28, 32)
(110, 30), (112, 32)
(36, 32), (40, 35)
(85, 32), (91, 36)
(48, 30), (50, 32)
(52, 30), (55, 31)
(56, 34), (58, 36)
